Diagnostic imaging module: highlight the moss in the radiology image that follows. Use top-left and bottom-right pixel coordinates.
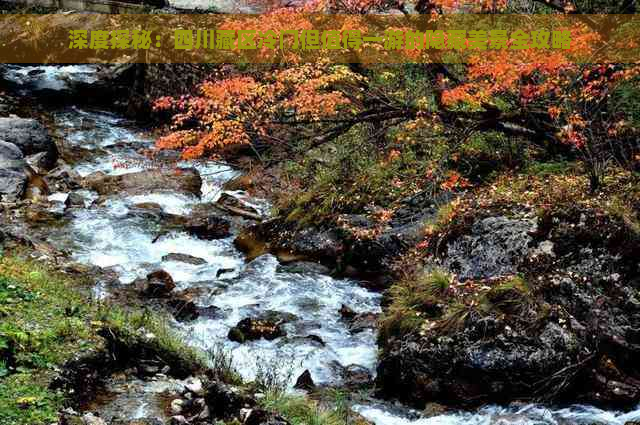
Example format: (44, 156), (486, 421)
(606, 196), (640, 236)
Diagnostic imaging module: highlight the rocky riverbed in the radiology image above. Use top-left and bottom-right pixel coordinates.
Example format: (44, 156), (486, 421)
(2, 65), (640, 425)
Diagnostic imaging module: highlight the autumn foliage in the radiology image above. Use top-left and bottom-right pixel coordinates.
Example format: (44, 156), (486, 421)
(154, 0), (639, 188)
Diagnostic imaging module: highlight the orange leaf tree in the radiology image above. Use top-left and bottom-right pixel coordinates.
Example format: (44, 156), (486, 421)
(154, 0), (639, 189)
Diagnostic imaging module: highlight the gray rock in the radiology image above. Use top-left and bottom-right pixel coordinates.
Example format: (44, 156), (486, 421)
(25, 151), (50, 174)
(0, 140), (24, 164)
(81, 412), (107, 425)
(0, 117), (57, 169)
(170, 398), (184, 414)
(184, 377), (204, 396)
(294, 369), (315, 390)
(65, 191), (87, 208)
(444, 216), (537, 281)
(276, 261), (331, 275)
(0, 168), (27, 201)
(83, 168), (201, 197)
(162, 252), (207, 265)
(169, 416), (188, 425)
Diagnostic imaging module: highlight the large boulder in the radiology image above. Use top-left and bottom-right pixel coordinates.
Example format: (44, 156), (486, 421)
(184, 214), (231, 240)
(443, 216), (537, 281)
(83, 168), (201, 197)
(0, 140), (27, 201)
(234, 219), (344, 264)
(134, 270), (176, 297)
(234, 192), (451, 281)
(204, 381), (255, 420)
(0, 169), (27, 202)
(377, 207), (640, 409)
(227, 312), (293, 343)
(0, 118), (57, 169)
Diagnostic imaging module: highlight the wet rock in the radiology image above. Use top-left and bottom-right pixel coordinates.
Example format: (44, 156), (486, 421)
(132, 202), (163, 211)
(81, 412), (107, 425)
(228, 317), (285, 343)
(198, 304), (222, 319)
(169, 416), (188, 425)
(276, 261), (331, 275)
(0, 140), (24, 163)
(65, 191), (87, 208)
(83, 167), (201, 197)
(184, 376), (204, 396)
(347, 312), (379, 334)
(167, 296), (199, 321)
(235, 220), (344, 263)
(25, 151), (50, 174)
(222, 174), (254, 191)
(0, 140), (27, 201)
(216, 192), (263, 220)
(60, 410), (84, 425)
(184, 214), (231, 240)
(46, 164), (82, 192)
(341, 364), (373, 388)
(171, 398), (184, 414)
(216, 267), (235, 278)
(339, 305), (378, 333)
(0, 117), (58, 169)
(162, 252), (207, 265)
(339, 304), (357, 320)
(137, 360), (162, 376)
(294, 370), (315, 391)
(0, 168), (27, 201)
(204, 381), (255, 419)
(136, 270), (176, 297)
(304, 334), (325, 346)
(423, 402), (448, 417)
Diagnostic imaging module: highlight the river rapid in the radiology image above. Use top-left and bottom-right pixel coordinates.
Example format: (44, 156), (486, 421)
(4, 65), (640, 425)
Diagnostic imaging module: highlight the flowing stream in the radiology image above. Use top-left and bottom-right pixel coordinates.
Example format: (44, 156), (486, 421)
(5, 65), (640, 425)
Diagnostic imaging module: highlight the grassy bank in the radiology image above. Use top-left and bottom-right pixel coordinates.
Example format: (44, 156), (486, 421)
(0, 254), (99, 425)
(0, 253), (209, 425)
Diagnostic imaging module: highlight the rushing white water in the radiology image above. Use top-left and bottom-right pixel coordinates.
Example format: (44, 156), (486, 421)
(16, 66), (638, 424)
(354, 403), (640, 425)
(46, 107), (381, 387)
(2, 65), (100, 92)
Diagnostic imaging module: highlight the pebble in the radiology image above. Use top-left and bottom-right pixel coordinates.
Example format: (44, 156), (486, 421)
(170, 398), (184, 414)
(184, 377), (203, 396)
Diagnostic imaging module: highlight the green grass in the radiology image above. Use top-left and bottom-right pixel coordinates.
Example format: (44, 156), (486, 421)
(98, 307), (209, 377)
(0, 255), (98, 425)
(259, 391), (350, 425)
(378, 269), (451, 343)
(524, 161), (578, 177)
(277, 124), (447, 225)
(0, 253), (217, 424)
